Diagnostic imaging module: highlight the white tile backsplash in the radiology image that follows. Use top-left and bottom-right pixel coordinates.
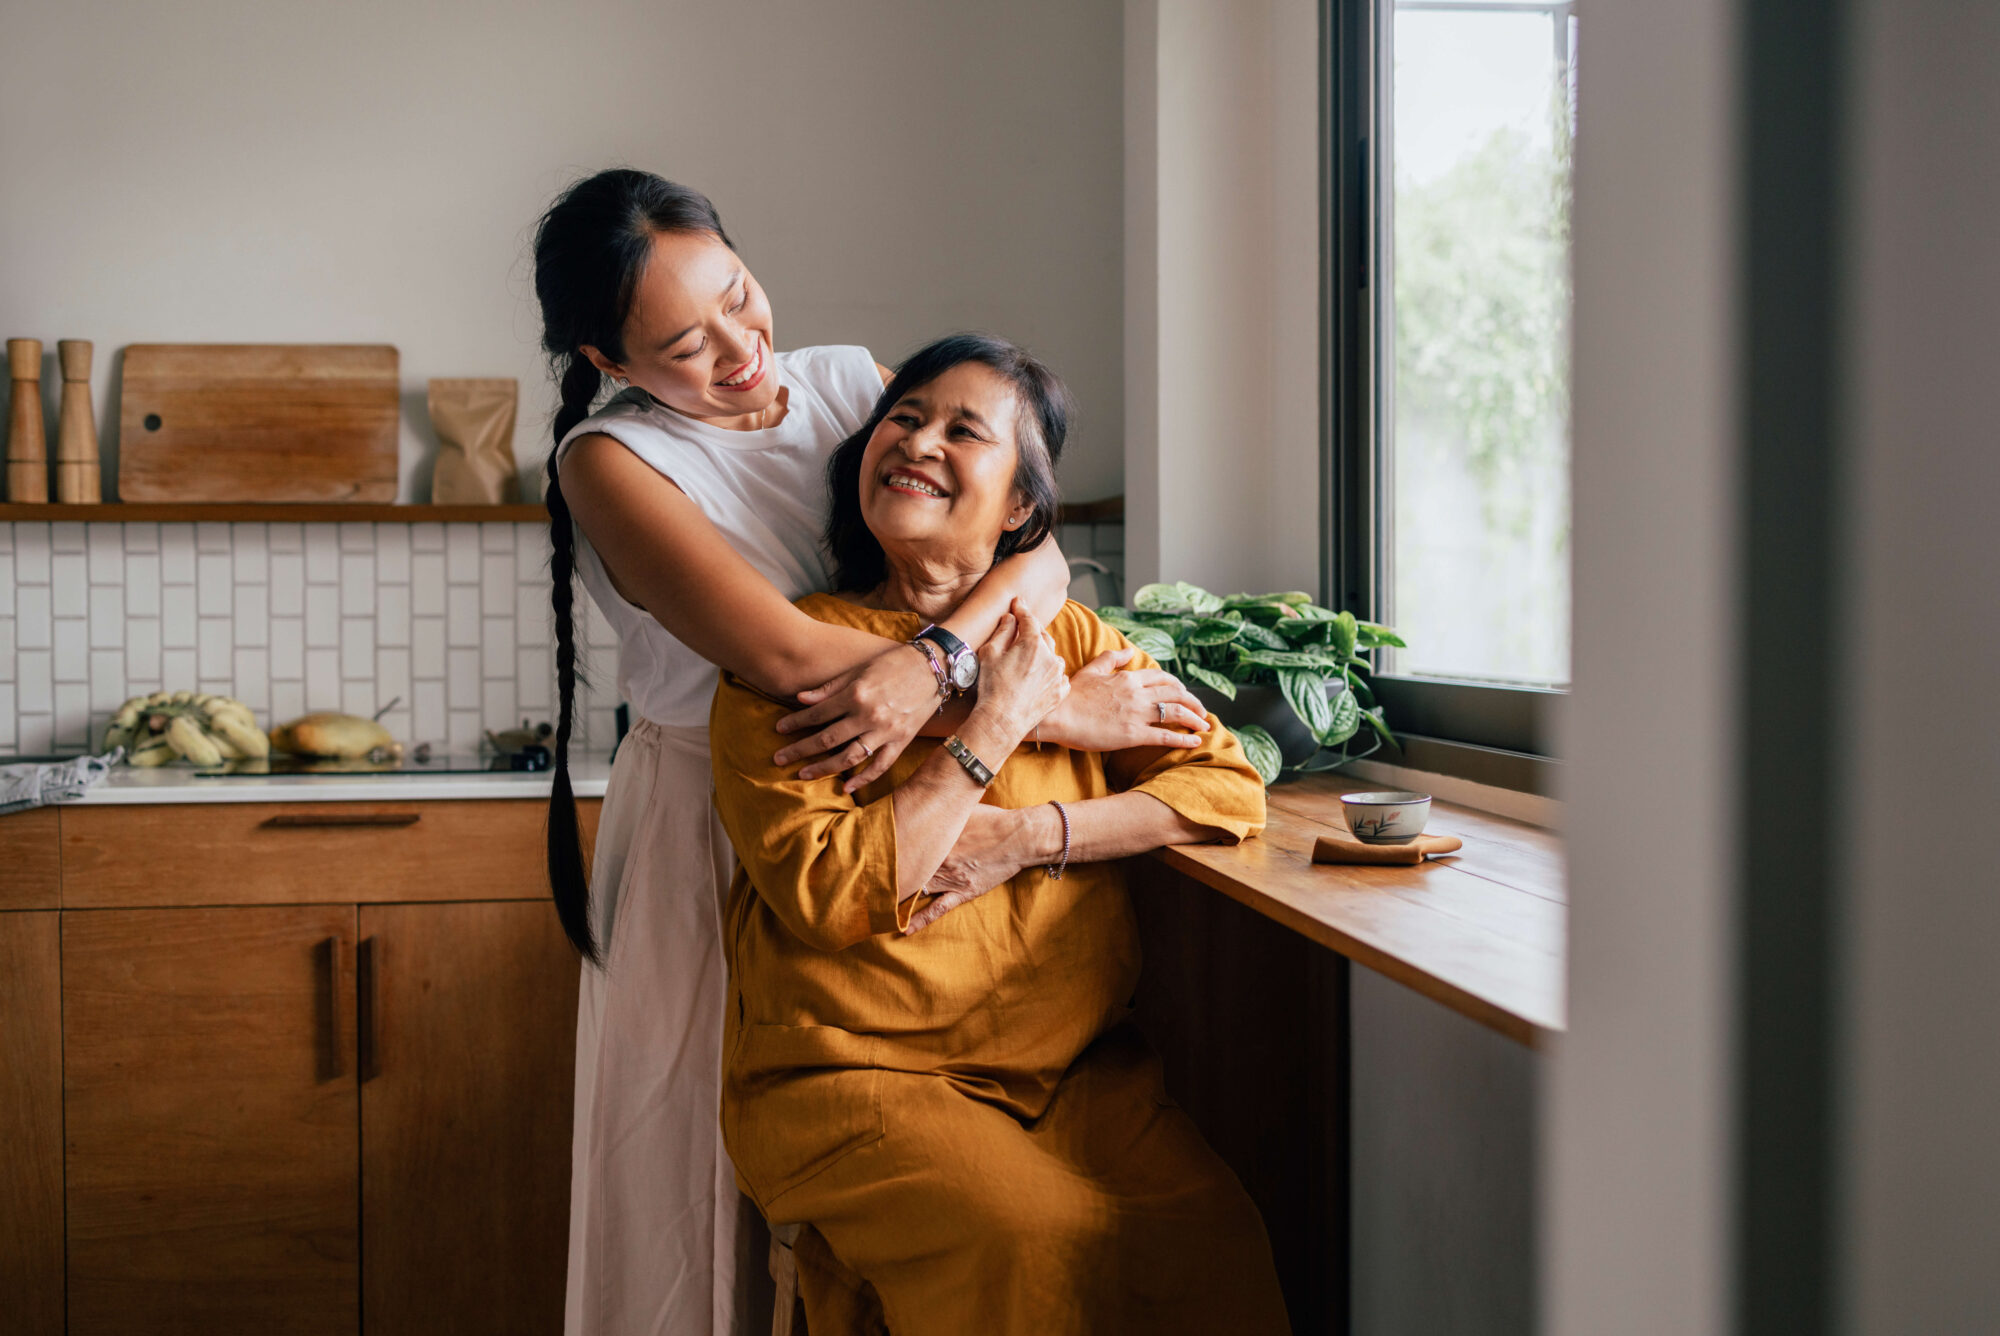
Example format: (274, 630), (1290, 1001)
(17, 586), (52, 650)
(90, 586), (124, 648)
(127, 618), (161, 682)
(161, 586), (197, 649)
(18, 650), (53, 713)
(4, 520), (599, 754)
(196, 554), (232, 616)
(125, 553), (161, 616)
(446, 525), (480, 582)
(54, 621), (87, 678)
(15, 525), (50, 582)
(305, 585), (340, 648)
(271, 617), (304, 681)
(160, 524), (195, 582)
(53, 553), (87, 610)
(340, 552), (374, 615)
(88, 524), (122, 582)
(234, 583), (269, 647)
(447, 585), (480, 648)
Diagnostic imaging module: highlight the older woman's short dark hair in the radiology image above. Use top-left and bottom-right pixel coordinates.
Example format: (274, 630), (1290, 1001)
(823, 333), (1070, 594)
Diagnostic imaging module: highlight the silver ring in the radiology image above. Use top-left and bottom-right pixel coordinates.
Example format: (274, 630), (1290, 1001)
(1157, 701), (1169, 723)
(858, 741), (874, 759)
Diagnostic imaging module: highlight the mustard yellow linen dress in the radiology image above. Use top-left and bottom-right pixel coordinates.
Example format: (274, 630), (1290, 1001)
(709, 595), (1293, 1336)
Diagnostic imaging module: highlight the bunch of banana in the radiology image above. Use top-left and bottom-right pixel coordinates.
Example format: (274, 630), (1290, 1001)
(103, 691), (271, 767)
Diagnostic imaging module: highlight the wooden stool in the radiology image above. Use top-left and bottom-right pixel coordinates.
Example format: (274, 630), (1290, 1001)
(768, 1221), (806, 1336)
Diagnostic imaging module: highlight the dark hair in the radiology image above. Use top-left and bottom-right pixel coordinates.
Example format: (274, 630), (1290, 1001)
(824, 332), (1070, 593)
(534, 169), (733, 963)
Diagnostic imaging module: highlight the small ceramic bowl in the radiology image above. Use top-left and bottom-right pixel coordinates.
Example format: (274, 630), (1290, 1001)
(1339, 790), (1432, 844)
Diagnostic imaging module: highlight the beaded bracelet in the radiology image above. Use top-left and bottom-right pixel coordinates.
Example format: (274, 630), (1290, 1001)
(1046, 800), (1072, 880)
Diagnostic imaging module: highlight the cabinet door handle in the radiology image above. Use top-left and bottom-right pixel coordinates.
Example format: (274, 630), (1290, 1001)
(358, 935), (379, 1084)
(262, 812), (422, 829)
(314, 936), (342, 1082)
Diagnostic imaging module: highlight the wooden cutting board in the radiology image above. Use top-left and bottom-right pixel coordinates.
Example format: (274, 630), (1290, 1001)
(119, 345), (400, 502)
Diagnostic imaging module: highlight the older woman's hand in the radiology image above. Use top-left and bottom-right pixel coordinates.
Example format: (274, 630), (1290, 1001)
(961, 602), (1069, 754)
(1035, 647), (1211, 751)
(907, 803), (1058, 933)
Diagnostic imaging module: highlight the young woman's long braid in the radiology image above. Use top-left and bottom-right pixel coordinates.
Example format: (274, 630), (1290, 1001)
(533, 168), (735, 961)
(544, 354), (601, 960)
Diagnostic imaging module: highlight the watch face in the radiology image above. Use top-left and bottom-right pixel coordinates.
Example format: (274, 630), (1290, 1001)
(950, 655), (979, 691)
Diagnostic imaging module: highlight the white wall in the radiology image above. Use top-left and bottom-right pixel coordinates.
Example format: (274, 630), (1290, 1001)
(0, 0), (1125, 503)
(1124, 0), (1321, 596)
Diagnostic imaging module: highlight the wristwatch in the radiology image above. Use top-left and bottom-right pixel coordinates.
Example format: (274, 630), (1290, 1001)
(941, 734), (995, 787)
(915, 624), (979, 695)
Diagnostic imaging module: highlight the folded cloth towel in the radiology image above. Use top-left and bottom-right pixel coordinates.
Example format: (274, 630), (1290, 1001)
(1311, 831), (1463, 867)
(0, 749), (122, 816)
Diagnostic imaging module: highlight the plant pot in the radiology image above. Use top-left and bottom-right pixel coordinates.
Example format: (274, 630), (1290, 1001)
(1189, 677), (1350, 768)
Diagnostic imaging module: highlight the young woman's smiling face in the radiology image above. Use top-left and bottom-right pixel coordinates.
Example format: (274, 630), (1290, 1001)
(859, 362), (1036, 570)
(581, 228), (779, 425)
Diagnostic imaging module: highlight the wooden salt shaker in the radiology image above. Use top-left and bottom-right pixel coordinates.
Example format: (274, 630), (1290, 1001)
(6, 337), (49, 503)
(55, 339), (101, 503)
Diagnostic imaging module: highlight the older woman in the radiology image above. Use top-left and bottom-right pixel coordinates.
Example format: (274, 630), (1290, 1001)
(709, 334), (1292, 1335)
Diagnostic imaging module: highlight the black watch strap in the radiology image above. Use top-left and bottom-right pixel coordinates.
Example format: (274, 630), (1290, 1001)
(916, 624), (977, 694)
(915, 623), (968, 660)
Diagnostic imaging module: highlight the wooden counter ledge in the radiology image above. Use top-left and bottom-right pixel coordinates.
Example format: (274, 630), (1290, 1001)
(1146, 773), (1565, 1046)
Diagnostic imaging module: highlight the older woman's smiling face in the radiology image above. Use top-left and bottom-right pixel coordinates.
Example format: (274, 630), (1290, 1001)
(859, 362), (1035, 569)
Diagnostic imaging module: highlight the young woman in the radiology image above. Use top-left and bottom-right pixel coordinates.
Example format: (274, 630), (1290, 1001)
(531, 170), (1212, 1336)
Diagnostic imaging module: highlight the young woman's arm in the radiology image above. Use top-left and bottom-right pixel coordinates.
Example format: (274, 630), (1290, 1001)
(560, 433), (1069, 777)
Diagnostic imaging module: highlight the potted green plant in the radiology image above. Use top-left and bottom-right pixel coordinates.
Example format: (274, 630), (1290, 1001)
(1092, 582), (1404, 785)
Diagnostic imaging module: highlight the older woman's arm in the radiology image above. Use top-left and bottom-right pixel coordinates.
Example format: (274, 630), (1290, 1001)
(913, 610), (1266, 930)
(711, 603), (1067, 952)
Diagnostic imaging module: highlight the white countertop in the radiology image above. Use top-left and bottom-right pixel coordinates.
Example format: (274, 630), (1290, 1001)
(67, 756), (615, 805)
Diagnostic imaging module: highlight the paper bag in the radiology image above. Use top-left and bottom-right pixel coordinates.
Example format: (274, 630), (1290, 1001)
(428, 378), (519, 504)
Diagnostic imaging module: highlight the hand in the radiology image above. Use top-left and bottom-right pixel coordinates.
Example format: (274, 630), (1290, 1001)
(774, 642), (940, 791)
(1037, 649), (1211, 751)
(962, 601), (1068, 753)
(906, 804), (1057, 933)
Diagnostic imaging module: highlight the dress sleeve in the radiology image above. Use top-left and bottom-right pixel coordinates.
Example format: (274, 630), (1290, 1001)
(1055, 602), (1268, 843)
(708, 670), (913, 952)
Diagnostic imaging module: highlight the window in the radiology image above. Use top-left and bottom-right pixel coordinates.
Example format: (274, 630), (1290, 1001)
(1325, 0), (1575, 772)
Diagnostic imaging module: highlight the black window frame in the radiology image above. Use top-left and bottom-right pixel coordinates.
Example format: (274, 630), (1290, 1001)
(1321, 0), (1566, 794)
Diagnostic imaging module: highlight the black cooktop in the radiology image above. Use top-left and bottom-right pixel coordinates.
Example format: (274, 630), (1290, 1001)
(193, 750), (549, 778)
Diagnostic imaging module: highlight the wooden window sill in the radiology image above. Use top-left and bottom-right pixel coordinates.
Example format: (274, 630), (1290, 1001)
(1147, 773), (1565, 1047)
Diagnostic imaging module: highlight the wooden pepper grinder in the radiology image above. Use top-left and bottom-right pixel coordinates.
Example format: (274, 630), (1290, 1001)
(6, 337), (49, 503)
(55, 339), (101, 503)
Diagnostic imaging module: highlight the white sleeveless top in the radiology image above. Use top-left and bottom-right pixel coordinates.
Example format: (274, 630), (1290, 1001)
(554, 344), (883, 728)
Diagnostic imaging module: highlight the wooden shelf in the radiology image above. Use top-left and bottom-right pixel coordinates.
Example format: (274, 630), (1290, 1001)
(0, 503), (546, 524)
(2, 498), (1117, 527)
(1057, 495), (1124, 525)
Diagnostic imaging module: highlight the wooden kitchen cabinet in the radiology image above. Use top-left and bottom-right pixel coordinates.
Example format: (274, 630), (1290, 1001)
(359, 901), (579, 1335)
(0, 911), (64, 1336)
(63, 906), (362, 1336)
(30, 796), (600, 1335)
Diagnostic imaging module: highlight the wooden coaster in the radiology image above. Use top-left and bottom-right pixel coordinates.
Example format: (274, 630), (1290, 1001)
(1311, 832), (1464, 867)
